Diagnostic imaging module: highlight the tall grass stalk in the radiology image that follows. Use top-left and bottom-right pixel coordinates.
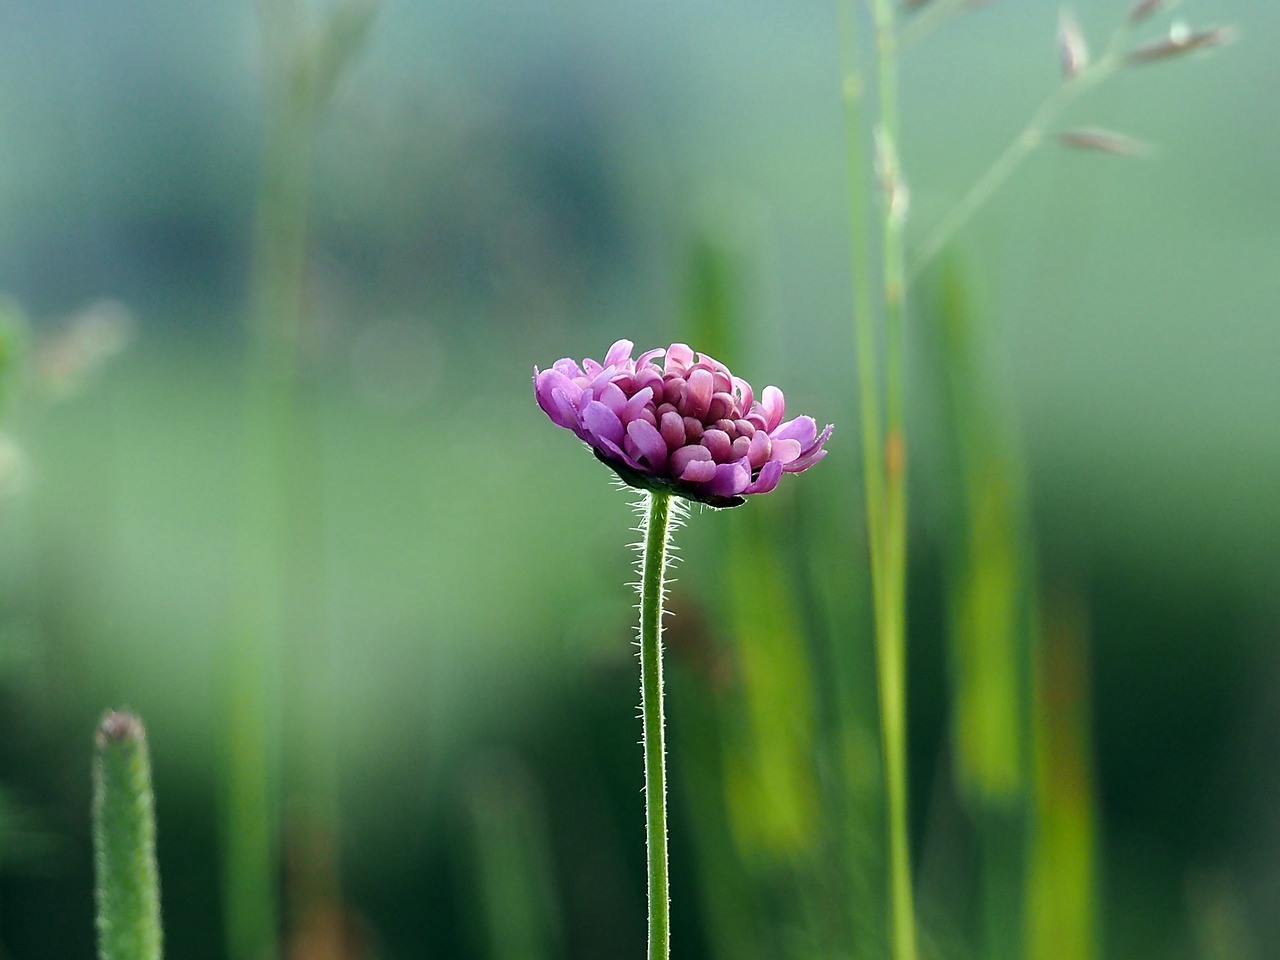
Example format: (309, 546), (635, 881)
(227, 4), (375, 958)
(226, 4), (313, 954)
(839, 1), (916, 958)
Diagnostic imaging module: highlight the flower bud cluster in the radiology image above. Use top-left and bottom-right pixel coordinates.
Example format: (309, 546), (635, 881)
(535, 340), (832, 506)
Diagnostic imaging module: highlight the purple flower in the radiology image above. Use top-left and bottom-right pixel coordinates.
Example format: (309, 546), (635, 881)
(534, 340), (833, 508)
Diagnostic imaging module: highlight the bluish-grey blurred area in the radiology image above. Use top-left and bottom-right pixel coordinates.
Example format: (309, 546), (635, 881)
(0, 0), (1276, 958)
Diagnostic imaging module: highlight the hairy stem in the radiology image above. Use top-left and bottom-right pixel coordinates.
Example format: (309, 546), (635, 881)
(640, 490), (674, 960)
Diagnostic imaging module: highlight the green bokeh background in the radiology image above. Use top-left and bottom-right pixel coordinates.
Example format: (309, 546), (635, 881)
(0, 1), (1276, 958)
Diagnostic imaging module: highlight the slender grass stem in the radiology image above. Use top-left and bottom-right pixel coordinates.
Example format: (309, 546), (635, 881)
(226, 6), (315, 958)
(838, 1), (884, 549)
(870, 2), (917, 958)
(226, 9), (374, 957)
(639, 490), (675, 960)
(841, 0), (917, 956)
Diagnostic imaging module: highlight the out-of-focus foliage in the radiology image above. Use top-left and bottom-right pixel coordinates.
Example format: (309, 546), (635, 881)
(0, 0), (1276, 958)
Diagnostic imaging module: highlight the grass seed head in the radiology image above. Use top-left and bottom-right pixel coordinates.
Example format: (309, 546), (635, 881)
(1058, 9), (1089, 79)
(1128, 23), (1235, 64)
(1057, 127), (1149, 157)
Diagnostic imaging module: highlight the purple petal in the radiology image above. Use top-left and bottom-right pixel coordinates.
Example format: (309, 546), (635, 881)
(634, 367), (664, 394)
(708, 365), (733, 395)
(679, 459), (717, 483)
(582, 400), (625, 447)
(597, 437), (635, 467)
(671, 444), (714, 481)
(772, 438), (802, 465)
(626, 419), (668, 472)
(701, 428), (733, 463)
(683, 368), (714, 420)
(552, 358), (584, 379)
(618, 386), (654, 425)
(665, 343), (695, 376)
(758, 386), (786, 432)
(705, 459), (751, 497)
(782, 446), (828, 473)
(707, 392), (735, 423)
(783, 423), (834, 472)
(636, 347), (666, 369)
(771, 415), (817, 448)
(659, 411), (686, 450)
(743, 459), (783, 495)
(747, 430), (772, 468)
(603, 339), (635, 369)
(534, 369), (582, 429)
(597, 380), (628, 414)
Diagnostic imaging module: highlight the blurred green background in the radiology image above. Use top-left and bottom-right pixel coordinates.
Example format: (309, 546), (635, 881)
(0, 0), (1276, 958)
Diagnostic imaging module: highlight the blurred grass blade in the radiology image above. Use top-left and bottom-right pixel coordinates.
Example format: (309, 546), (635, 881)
(228, 4), (378, 959)
(465, 756), (563, 960)
(932, 261), (1029, 808)
(93, 711), (164, 960)
(928, 261), (1035, 959)
(674, 229), (836, 957)
(1025, 587), (1097, 960)
(680, 228), (819, 862)
(721, 507), (820, 860)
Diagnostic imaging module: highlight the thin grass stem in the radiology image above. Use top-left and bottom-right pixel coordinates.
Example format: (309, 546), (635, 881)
(225, 5), (316, 958)
(870, 2), (918, 958)
(842, 0), (918, 956)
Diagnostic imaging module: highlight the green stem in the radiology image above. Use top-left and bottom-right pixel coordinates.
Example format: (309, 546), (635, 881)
(838, 0), (885, 544)
(841, 8), (911, 958)
(225, 7), (316, 959)
(870, 0), (918, 956)
(640, 490), (674, 960)
(93, 711), (164, 960)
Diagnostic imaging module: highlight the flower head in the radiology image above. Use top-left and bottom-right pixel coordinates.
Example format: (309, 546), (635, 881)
(534, 339), (833, 507)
